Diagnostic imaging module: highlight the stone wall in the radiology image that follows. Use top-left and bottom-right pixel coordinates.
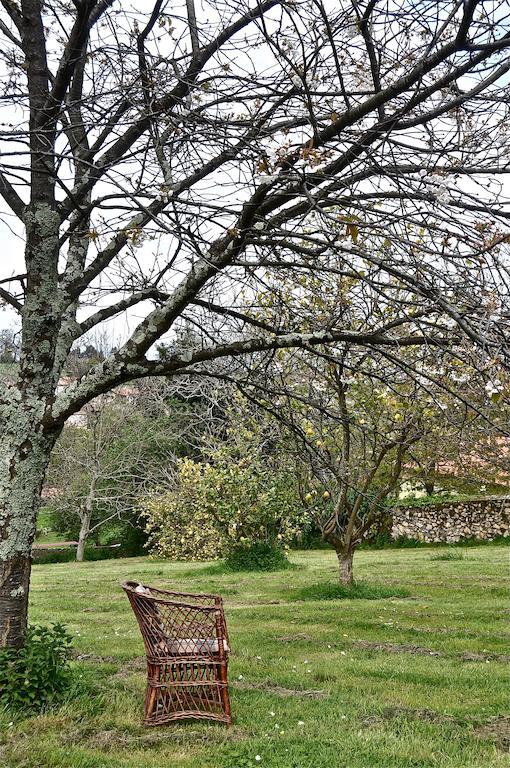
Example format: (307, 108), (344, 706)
(391, 497), (510, 543)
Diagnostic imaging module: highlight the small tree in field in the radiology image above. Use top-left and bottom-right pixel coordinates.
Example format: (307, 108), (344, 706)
(236, 349), (427, 584)
(1, 1), (510, 646)
(232, 328), (505, 584)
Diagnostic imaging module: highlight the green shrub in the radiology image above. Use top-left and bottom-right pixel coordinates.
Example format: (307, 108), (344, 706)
(225, 541), (292, 572)
(295, 581), (410, 601)
(0, 623), (73, 712)
(429, 549), (466, 561)
(33, 544), (129, 564)
(142, 452), (305, 561)
(32, 547), (77, 564)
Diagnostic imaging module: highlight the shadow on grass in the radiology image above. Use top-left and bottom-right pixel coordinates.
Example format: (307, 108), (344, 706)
(179, 560), (301, 578)
(294, 581), (411, 601)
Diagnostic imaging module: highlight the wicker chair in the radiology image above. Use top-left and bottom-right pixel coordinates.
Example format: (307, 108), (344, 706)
(122, 581), (231, 726)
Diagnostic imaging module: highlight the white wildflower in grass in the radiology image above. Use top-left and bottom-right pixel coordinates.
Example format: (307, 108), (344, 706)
(298, 720), (305, 726)
(255, 756), (262, 762)
(238, 674), (243, 680)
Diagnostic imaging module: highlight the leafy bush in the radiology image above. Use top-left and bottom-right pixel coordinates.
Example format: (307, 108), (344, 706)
(0, 624), (73, 712)
(142, 451), (305, 561)
(106, 519), (148, 556)
(225, 541), (292, 572)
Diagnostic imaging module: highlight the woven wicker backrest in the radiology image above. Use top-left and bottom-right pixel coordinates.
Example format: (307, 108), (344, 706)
(122, 581), (227, 661)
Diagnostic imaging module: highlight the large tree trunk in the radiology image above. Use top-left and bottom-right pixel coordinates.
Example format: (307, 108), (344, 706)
(0, 9), (63, 641)
(337, 549), (354, 586)
(0, 195), (61, 647)
(0, 424), (56, 647)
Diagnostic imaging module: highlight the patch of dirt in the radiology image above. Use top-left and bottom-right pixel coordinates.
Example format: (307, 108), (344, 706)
(474, 717), (510, 752)
(84, 724), (247, 751)
(363, 707), (510, 751)
(233, 679), (328, 699)
(389, 706), (460, 723)
(461, 652), (510, 663)
(278, 632), (313, 643)
(230, 600), (283, 608)
(404, 625), (459, 635)
(353, 640), (510, 663)
(71, 651), (116, 663)
(354, 640), (441, 656)
(109, 656), (146, 679)
(362, 706), (461, 727)
(86, 729), (131, 750)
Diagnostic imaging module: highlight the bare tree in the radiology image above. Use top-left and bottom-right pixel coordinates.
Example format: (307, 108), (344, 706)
(228, 347), (425, 584)
(49, 399), (165, 561)
(1, 0), (510, 646)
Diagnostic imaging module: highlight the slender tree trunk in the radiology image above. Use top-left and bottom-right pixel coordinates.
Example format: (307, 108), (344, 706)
(424, 478), (435, 496)
(76, 473), (97, 562)
(423, 460), (436, 496)
(337, 549), (354, 586)
(76, 516), (89, 562)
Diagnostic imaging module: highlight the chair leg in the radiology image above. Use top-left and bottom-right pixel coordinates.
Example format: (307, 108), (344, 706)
(218, 661), (232, 725)
(144, 662), (160, 723)
(145, 683), (157, 722)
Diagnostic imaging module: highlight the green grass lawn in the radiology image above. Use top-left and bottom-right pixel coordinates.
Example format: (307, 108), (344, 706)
(1, 546), (508, 768)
